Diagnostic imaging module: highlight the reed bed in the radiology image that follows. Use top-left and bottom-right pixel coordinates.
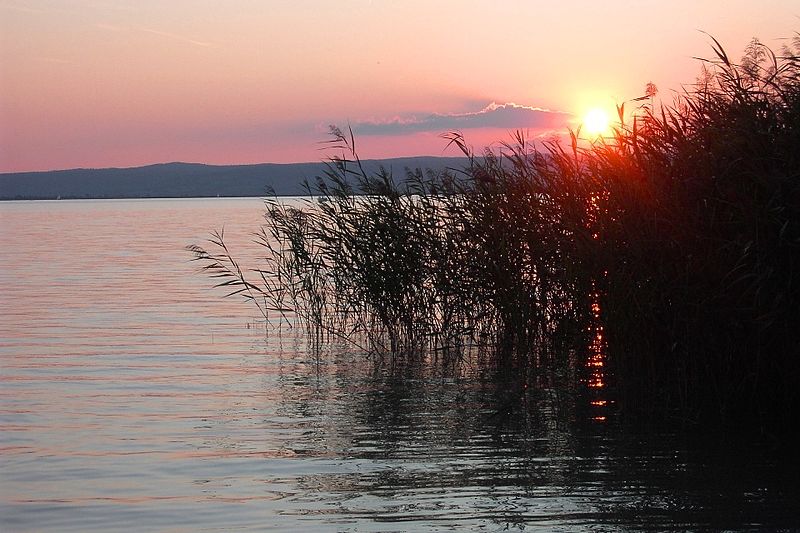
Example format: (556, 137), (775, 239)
(190, 36), (800, 432)
(576, 35), (800, 430)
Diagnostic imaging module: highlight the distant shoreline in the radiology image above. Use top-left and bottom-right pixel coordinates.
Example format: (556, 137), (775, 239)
(0, 157), (469, 201)
(0, 195), (278, 201)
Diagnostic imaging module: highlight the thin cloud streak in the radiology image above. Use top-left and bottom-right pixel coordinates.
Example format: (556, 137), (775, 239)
(34, 56), (74, 64)
(0, 1), (51, 14)
(139, 27), (213, 47)
(351, 102), (573, 136)
(94, 22), (213, 47)
(95, 22), (123, 31)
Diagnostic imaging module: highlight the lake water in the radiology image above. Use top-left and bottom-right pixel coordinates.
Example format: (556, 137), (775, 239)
(1, 198), (798, 532)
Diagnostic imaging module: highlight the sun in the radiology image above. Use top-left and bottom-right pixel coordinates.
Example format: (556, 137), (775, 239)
(583, 108), (611, 137)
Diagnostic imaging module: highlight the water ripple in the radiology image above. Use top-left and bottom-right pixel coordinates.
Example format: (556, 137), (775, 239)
(1, 199), (798, 532)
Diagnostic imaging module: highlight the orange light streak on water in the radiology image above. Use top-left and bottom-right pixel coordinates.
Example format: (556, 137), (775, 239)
(586, 280), (609, 423)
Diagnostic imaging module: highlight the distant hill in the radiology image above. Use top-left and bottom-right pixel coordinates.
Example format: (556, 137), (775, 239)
(0, 157), (470, 200)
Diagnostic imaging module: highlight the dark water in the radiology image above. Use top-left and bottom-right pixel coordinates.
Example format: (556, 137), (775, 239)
(1, 198), (797, 532)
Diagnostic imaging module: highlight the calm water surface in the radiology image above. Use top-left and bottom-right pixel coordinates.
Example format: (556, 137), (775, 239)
(1, 198), (798, 532)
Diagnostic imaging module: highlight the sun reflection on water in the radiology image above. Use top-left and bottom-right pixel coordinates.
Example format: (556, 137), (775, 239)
(587, 281), (609, 422)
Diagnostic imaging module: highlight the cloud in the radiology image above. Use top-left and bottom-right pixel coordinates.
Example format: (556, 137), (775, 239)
(351, 102), (573, 136)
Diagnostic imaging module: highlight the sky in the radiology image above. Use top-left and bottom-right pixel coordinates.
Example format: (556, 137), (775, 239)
(1, 0), (797, 172)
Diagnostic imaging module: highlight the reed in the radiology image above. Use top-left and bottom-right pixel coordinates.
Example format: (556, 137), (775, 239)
(578, 35), (800, 428)
(190, 35), (800, 432)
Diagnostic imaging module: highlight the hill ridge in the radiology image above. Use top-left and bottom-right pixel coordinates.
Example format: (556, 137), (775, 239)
(0, 157), (469, 200)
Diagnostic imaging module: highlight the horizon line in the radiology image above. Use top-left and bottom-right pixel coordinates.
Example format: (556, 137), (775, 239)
(0, 154), (476, 176)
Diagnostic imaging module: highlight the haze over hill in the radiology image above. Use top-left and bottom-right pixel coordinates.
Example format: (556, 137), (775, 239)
(0, 157), (469, 200)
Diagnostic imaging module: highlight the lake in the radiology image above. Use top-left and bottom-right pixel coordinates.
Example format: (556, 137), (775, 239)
(1, 198), (798, 532)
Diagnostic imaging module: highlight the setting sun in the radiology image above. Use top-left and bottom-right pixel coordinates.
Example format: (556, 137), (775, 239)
(583, 108), (611, 136)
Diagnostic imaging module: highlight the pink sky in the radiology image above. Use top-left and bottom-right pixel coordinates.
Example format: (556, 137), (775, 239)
(1, 0), (797, 172)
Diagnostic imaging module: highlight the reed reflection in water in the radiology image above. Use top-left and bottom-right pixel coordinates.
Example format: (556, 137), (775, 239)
(1, 198), (798, 532)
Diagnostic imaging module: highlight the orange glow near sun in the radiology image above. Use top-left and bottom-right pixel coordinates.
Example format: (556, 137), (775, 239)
(583, 108), (611, 137)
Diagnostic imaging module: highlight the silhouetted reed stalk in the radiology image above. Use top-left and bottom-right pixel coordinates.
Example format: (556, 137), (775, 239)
(190, 35), (800, 432)
(585, 35), (800, 429)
